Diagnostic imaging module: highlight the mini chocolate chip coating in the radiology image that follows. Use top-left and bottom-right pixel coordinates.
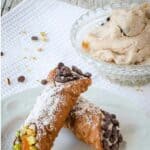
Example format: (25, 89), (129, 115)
(83, 72), (92, 78)
(54, 63), (91, 83)
(72, 66), (83, 75)
(101, 110), (123, 150)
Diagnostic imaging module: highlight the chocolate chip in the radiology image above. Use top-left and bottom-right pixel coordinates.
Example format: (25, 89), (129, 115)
(118, 134), (123, 143)
(111, 114), (116, 119)
(58, 62), (64, 69)
(31, 36), (38, 41)
(106, 17), (110, 22)
(112, 126), (118, 138)
(103, 117), (111, 125)
(72, 66), (83, 75)
(102, 140), (110, 150)
(1, 51), (4, 56)
(83, 72), (92, 78)
(101, 123), (108, 131)
(101, 23), (104, 26)
(60, 66), (72, 77)
(110, 134), (116, 143)
(103, 130), (111, 138)
(41, 79), (48, 85)
(112, 119), (119, 126)
(111, 144), (119, 150)
(17, 76), (25, 82)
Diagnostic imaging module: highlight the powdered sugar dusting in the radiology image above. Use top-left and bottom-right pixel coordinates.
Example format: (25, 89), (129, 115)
(71, 97), (101, 117)
(25, 83), (65, 132)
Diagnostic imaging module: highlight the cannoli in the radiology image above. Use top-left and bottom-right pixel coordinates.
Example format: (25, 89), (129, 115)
(66, 97), (123, 150)
(13, 63), (92, 150)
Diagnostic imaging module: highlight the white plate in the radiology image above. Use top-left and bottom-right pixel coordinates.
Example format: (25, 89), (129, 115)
(2, 86), (150, 150)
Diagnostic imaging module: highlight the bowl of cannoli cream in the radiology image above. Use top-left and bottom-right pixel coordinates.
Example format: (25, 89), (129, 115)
(71, 2), (150, 85)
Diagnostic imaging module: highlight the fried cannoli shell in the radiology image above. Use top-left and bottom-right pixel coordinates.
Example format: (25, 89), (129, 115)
(66, 97), (123, 150)
(13, 63), (91, 150)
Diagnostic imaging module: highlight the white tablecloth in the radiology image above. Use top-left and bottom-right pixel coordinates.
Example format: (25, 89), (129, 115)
(1, 0), (150, 116)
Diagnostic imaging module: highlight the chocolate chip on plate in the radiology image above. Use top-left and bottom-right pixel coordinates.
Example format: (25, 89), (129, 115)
(41, 79), (48, 85)
(18, 76), (25, 82)
(31, 36), (39, 41)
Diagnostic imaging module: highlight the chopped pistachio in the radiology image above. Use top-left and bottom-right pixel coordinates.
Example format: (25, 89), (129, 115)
(40, 36), (48, 42)
(40, 32), (47, 37)
(16, 131), (20, 137)
(13, 144), (21, 150)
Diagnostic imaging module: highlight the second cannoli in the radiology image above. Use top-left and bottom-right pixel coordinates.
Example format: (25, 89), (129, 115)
(66, 97), (123, 150)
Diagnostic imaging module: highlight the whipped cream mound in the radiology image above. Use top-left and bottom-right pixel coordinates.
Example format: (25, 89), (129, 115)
(82, 3), (150, 65)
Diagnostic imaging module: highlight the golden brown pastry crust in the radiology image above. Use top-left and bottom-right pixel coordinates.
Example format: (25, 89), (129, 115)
(13, 63), (91, 150)
(66, 98), (123, 150)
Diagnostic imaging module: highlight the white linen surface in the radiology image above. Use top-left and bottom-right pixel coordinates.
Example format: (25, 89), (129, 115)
(1, 0), (150, 116)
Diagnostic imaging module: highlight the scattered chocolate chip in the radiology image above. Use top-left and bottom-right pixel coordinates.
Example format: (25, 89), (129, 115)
(31, 36), (39, 41)
(101, 23), (104, 26)
(102, 140), (110, 150)
(41, 79), (48, 85)
(1, 51), (4, 56)
(106, 17), (110, 22)
(83, 72), (92, 78)
(18, 76), (25, 82)
(58, 62), (64, 69)
(72, 66), (83, 75)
